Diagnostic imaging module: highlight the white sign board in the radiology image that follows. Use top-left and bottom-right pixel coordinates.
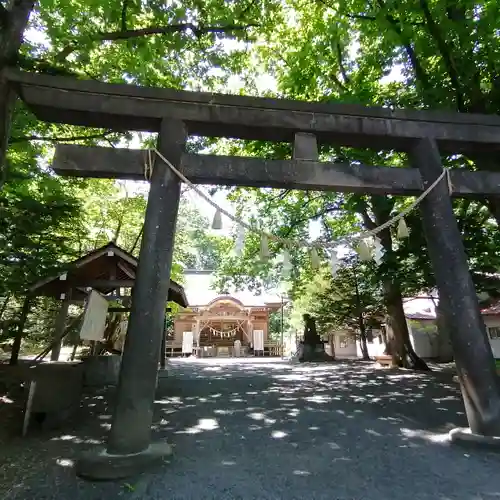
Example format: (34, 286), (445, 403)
(253, 329), (264, 351)
(79, 290), (109, 341)
(192, 322), (199, 342)
(182, 331), (194, 354)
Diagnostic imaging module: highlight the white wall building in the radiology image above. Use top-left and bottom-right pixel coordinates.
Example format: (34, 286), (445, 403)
(330, 294), (500, 360)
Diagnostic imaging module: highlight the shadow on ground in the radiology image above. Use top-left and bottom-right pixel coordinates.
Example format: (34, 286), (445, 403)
(2, 359), (500, 499)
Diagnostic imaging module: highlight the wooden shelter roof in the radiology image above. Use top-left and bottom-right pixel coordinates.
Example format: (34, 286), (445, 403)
(28, 242), (188, 307)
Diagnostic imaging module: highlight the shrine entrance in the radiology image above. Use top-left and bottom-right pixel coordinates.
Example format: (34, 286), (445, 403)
(171, 294), (279, 358)
(4, 68), (500, 479)
(198, 321), (247, 357)
(197, 297), (252, 355)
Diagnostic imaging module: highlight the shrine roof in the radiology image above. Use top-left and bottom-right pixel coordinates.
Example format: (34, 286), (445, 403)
(28, 242), (188, 307)
(480, 299), (500, 316)
(182, 270), (282, 308)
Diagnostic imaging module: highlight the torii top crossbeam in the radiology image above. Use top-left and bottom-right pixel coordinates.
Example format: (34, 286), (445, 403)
(6, 68), (500, 153)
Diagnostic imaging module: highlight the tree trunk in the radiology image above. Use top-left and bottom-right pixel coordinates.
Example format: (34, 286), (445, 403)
(353, 266), (370, 360)
(329, 334), (335, 359)
(372, 221), (430, 370)
(358, 314), (370, 360)
(9, 293), (32, 365)
(0, 294), (11, 321)
(0, 1), (36, 187)
(435, 299), (454, 362)
(383, 280), (431, 370)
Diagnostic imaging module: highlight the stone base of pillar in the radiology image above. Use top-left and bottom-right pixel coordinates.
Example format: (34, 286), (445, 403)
(75, 442), (173, 480)
(448, 427), (500, 449)
(299, 343), (334, 362)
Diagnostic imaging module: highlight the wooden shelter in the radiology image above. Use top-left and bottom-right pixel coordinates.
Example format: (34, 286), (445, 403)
(10, 242), (187, 365)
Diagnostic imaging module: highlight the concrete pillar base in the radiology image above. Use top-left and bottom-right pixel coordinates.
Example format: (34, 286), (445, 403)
(449, 427), (500, 449)
(75, 442), (173, 480)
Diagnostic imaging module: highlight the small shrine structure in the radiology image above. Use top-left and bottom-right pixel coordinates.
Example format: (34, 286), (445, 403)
(170, 270), (283, 357)
(10, 242), (187, 365)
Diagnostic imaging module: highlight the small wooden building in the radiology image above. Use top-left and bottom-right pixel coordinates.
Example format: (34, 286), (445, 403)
(11, 242), (187, 365)
(169, 270), (283, 357)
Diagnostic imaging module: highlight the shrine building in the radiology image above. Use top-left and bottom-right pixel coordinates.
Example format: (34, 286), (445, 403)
(169, 270), (283, 357)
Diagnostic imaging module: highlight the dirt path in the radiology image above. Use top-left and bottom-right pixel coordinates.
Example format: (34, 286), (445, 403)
(2, 359), (500, 499)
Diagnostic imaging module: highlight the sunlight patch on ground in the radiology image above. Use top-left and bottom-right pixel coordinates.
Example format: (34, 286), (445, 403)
(400, 427), (450, 444)
(248, 412), (265, 420)
(179, 417), (220, 435)
(271, 430), (288, 439)
(365, 428), (383, 437)
(273, 374), (309, 382)
(51, 434), (76, 441)
(293, 469), (311, 476)
(214, 409), (235, 415)
(304, 394), (331, 404)
(56, 458), (75, 468)
(387, 373), (426, 381)
(51, 435), (102, 445)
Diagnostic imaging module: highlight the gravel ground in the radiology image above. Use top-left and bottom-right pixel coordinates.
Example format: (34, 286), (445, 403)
(2, 358), (500, 500)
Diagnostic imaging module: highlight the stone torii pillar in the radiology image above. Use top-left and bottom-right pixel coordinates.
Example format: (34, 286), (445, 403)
(411, 137), (500, 440)
(76, 119), (186, 479)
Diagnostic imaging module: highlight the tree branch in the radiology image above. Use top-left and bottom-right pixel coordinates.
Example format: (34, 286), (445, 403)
(375, 0), (431, 91)
(239, 0), (259, 17)
(418, 0), (464, 110)
(329, 71), (348, 92)
(346, 12), (424, 26)
(0, 3), (8, 30)
(120, 0), (129, 32)
(10, 130), (116, 144)
(335, 43), (350, 84)
(355, 198), (377, 230)
(17, 54), (78, 77)
(129, 224), (144, 255)
(267, 189), (291, 203)
(56, 22), (259, 61)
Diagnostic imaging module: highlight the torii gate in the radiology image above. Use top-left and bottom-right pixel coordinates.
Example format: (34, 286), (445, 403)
(5, 68), (500, 478)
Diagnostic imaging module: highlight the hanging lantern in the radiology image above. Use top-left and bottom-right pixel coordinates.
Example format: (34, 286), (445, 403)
(397, 217), (409, 239)
(212, 208), (222, 230)
(330, 250), (339, 277)
(260, 234), (270, 260)
(310, 247), (320, 269)
(234, 225), (245, 256)
(357, 239), (372, 261)
(373, 237), (385, 265)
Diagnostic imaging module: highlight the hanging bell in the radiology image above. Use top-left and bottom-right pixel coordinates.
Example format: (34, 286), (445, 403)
(330, 250), (339, 277)
(212, 208), (222, 230)
(397, 217), (409, 239)
(357, 239), (372, 261)
(260, 234), (270, 261)
(310, 247), (320, 269)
